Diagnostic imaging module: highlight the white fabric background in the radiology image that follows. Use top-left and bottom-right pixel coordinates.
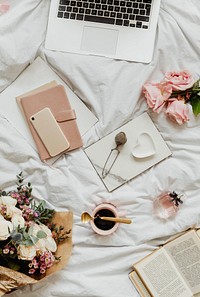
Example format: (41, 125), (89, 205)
(0, 0), (200, 296)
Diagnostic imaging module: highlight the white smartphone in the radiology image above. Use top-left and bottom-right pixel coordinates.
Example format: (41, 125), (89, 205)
(30, 107), (70, 157)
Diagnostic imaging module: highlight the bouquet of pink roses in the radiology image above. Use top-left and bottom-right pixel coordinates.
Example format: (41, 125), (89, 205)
(143, 70), (200, 125)
(0, 173), (73, 296)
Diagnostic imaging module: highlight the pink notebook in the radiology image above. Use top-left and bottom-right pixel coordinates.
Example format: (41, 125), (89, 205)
(19, 85), (83, 160)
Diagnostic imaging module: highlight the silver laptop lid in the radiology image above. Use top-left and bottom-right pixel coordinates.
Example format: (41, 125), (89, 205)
(45, 0), (161, 63)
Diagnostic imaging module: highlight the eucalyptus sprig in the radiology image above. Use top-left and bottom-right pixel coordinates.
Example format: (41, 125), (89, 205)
(10, 226), (47, 247)
(16, 172), (32, 199)
(31, 200), (55, 224)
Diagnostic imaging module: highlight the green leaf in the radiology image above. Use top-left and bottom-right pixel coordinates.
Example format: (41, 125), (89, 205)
(37, 230), (47, 239)
(23, 230), (29, 240)
(12, 232), (23, 242)
(192, 79), (200, 91)
(190, 94), (200, 116)
(30, 235), (39, 244)
(28, 226), (33, 235)
(21, 239), (34, 246)
(39, 200), (46, 209)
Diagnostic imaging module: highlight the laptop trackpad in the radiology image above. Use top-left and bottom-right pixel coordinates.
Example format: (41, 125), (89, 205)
(81, 26), (118, 55)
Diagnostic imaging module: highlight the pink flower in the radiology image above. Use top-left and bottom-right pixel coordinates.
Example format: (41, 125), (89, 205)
(40, 267), (46, 274)
(165, 99), (190, 125)
(0, 0), (9, 14)
(164, 70), (194, 91)
(28, 268), (36, 275)
(143, 82), (172, 113)
(3, 248), (9, 254)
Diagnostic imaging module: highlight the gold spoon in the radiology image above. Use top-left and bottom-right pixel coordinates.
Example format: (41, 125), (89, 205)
(81, 212), (132, 224)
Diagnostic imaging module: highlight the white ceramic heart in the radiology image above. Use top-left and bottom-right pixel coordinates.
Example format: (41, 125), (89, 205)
(132, 132), (156, 159)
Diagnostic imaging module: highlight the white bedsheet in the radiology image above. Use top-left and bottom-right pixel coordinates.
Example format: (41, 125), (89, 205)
(0, 0), (200, 296)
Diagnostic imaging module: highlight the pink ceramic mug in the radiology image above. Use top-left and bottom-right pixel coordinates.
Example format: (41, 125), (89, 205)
(90, 203), (119, 235)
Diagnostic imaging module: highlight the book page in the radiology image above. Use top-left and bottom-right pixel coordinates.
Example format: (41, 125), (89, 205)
(164, 229), (200, 295)
(129, 271), (152, 297)
(134, 248), (193, 297)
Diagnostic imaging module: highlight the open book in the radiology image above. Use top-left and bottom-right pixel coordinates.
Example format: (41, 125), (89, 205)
(129, 229), (200, 297)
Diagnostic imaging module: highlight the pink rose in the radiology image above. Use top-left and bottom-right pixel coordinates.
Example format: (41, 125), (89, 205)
(0, 0), (9, 14)
(165, 99), (189, 125)
(143, 82), (172, 113)
(164, 70), (194, 91)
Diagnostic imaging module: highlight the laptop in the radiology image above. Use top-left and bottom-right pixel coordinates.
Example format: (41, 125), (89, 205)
(45, 0), (161, 63)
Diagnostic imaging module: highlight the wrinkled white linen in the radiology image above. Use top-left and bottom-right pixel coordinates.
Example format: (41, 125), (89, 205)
(0, 0), (200, 296)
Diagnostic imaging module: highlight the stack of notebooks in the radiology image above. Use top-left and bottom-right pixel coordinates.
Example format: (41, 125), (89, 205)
(17, 81), (83, 161)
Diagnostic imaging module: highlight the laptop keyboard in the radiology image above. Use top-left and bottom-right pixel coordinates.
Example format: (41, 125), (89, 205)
(57, 0), (152, 29)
